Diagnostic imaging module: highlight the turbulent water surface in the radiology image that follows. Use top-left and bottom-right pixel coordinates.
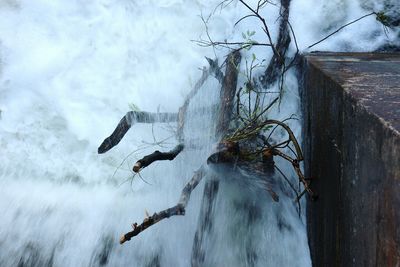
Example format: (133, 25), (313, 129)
(0, 0), (398, 266)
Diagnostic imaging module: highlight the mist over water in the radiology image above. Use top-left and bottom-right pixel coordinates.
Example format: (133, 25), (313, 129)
(0, 0), (398, 266)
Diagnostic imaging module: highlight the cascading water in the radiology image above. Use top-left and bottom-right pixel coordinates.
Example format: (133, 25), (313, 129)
(0, 0), (398, 266)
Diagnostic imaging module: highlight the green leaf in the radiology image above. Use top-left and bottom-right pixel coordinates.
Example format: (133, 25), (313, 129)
(242, 32), (247, 39)
(129, 102), (141, 112)
(261, 125), (274, 132)
(375, 11), (390, 27)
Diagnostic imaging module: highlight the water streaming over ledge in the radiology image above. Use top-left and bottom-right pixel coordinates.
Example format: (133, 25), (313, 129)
(0, 0), (398, 266)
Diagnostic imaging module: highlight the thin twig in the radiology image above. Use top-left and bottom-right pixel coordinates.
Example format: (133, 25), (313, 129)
(307, 12), (376, 49)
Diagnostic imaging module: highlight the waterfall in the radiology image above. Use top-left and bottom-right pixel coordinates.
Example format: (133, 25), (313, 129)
(0, 0), (397, 266)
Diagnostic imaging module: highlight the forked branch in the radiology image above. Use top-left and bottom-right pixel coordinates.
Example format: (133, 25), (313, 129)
(120, 166), (206, 244)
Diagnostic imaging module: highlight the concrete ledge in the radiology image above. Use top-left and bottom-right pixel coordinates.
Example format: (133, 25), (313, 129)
(300, 52), (400, 267)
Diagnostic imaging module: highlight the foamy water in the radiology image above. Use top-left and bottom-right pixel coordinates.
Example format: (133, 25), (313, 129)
(0, 0), (398, 266)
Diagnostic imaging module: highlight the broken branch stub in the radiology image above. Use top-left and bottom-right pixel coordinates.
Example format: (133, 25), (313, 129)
(132, 144), (184, 172)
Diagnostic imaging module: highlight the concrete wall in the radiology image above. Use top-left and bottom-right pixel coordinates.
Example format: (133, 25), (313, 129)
(300, 53), (400, 267)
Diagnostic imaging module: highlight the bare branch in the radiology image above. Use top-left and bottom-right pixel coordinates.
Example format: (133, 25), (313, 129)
(98, 111), (177, 154)
(262, 119), (303, 160)
(307, 12), (376, 49)
(193, 39), (272, 53)
(238, 0), (278, 58)
(119, 166), (206, 244)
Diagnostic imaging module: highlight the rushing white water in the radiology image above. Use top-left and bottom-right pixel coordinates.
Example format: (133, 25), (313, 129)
(0, 0), (398, 266)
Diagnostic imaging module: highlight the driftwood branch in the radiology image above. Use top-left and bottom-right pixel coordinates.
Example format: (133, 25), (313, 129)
(98, 111), (177, 154)
(132, 144), (184, 172)
(192, 50), (241, 265)
(216, 51), (242, 135)
(99, 54), (226, 154)
(120, 166), (206, 244)
(96, 0), (322, 251)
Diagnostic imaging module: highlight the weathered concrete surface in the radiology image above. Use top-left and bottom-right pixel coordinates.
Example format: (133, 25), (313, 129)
(300, 52), (400, 267)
